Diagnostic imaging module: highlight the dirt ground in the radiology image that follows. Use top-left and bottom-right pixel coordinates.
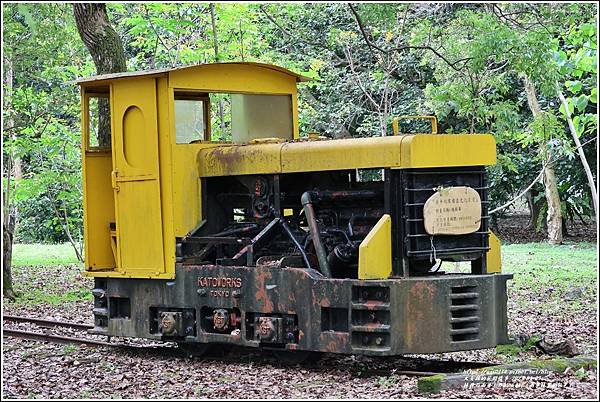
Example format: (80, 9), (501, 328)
(2, 215), (598, 399)
(493, 213), (597, 244)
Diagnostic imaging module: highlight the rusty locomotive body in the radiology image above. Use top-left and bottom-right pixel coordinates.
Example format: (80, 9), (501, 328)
(78, 63), (511, 360)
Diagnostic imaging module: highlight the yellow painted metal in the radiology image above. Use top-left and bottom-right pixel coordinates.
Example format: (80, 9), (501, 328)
(486, 231), (502, 273)
(399, 134), (495, 168)
(168, 63), (300, 139)
(82, 152), (116, 271)
(156, 77), (176, 275)
(198, 134), (496, 177)
(396, 115), (438, 134)
(81, 91), (116, 272)
(392, 117), (399, 135)
(171, 143), (219, 236)
(358, 214), (392, 280)
(110, 77), (166, 277)
(199, 142), (286, 176)
(76, 62), (310, 86)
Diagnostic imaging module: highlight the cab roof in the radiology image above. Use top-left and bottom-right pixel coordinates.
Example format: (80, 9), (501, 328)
(75, 62), (311, 85)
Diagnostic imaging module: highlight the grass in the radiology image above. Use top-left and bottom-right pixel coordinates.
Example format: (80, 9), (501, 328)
(502, 242), (597, 293)
(15, 288), (93, 306)
(501, 241), (597, 328)
(62, 344), (79, 355)
(9, 243), (90, 306)
(12, 243), (81, 267)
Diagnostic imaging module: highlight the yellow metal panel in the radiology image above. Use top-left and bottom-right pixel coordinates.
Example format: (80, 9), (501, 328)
(156, 77), (176, 277)
(83, 152), (116, 270)
(111, 78), (165, 276)
(169, 63), (298, 94)
(399, 134), (496, 168)
(487, 231), (502, 273)
(83, 270), (175, 279)
(168, 64), (300, 138)
(358, 215), (392, 280)
(282, 136), (403, 173)
(115, 180), (166, 273)
(76, 62), (310, 85)
(199, 143), (284, 177)
(198, 134), (496, 177)
(171, 144), (216, 236)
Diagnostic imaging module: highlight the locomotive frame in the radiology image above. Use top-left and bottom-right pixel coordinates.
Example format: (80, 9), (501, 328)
(77, 62), (511, 359)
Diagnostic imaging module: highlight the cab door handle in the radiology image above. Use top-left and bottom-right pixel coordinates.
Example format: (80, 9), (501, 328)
(111, 170), (120, 192)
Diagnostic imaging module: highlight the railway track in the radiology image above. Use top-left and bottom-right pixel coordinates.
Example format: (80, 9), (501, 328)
(3, 314), (497, 377)
(3, 314), (109, 347)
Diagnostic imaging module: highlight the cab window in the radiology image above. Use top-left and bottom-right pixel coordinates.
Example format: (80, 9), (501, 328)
(174, 91), (293, 144)
(85, 88), (111, 150)
(174, 92), (209, 144)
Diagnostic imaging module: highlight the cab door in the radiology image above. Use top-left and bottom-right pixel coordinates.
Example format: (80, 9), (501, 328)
(111, 78), (165, 276)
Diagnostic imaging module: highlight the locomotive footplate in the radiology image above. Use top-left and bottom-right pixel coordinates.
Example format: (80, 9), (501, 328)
(93, 264), (511, 356)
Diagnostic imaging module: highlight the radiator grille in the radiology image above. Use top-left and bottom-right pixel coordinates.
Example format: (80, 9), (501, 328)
(400, 167), (489, 262)
(449, 285), (480, 343)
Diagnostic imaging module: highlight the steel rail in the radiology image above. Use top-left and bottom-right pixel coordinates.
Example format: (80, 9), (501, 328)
(3, 315), (94, 331)
(4, 329), (112, 347)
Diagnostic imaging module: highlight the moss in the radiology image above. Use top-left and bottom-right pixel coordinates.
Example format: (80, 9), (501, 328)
(529, 358), (567, 372)
(523, 336), (541, 350)
(417, 374), (446, 394)
(495, 335), (541, 356)
(512, 357), (596, 373)
(496, 343), (522, 356)
(415, 357), (597, 394)
(567, 357), (597, 371)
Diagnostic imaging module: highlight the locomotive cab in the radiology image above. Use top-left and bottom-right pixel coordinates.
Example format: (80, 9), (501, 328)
(78, 62), (511, 357)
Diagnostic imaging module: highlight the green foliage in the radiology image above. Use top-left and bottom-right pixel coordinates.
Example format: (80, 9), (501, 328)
(496, 334), (541, 357)
(16, 288), (92, 306)
(411, 4), (596, 219)
(411, 10), (521, 133)
(556, 22), (597, 140)
(4, 3), (91, 246)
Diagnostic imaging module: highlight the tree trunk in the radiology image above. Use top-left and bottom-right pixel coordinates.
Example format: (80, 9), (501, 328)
(557, 89), (598, 221)
(526, 187), (544, 231)
(3, 55), (18, 301)
(3, 222), (17, 300)
(73, 3), (127, 148)
(523, 75), (563, 244)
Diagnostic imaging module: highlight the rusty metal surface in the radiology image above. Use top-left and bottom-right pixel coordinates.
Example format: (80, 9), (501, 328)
(94, 265), (511, 356)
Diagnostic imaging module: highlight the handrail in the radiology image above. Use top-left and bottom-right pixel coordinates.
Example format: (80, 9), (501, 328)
(392, 115), (438, 135)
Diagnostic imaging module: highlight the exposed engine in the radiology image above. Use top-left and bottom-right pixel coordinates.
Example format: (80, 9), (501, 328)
(178, 170), (384, 279)
(177, 166), (490, 278)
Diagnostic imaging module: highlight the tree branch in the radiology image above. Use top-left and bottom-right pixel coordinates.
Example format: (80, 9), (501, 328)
(347, 3), (471, 72)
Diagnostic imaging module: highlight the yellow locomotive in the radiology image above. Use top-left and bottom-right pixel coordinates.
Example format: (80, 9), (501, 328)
(77, 62), (510, 361)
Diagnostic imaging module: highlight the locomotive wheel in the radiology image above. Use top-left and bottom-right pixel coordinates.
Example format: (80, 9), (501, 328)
(272, 350), (323, 365)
